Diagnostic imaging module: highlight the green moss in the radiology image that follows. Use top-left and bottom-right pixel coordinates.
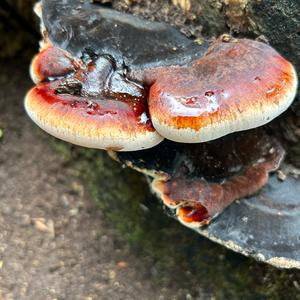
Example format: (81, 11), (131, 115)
(50, 138), (300, 299)
(50, 139), (74, 161)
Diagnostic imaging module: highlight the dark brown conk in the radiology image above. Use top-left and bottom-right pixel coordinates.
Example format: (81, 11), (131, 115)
(116, 130), (285, 226)
(25, 0), (300, 268)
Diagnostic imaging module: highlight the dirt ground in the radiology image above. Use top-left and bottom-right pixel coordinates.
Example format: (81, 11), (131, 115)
(0, 57), (203, 300)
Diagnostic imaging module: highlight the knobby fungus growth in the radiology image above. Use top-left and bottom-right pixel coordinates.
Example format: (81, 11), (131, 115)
(25, 0), (298, 231)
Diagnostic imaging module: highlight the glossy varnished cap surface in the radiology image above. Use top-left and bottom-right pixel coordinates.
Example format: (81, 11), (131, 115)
(198, 175), (300, 269)
(41, 0), (208, 72)
(148, 37), (298, 143)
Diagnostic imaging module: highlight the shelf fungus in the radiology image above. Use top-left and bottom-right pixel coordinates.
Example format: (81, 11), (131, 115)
(151, 132), (285, 227)
(25, 0), (300, 268)
(27, 46), (163, 151)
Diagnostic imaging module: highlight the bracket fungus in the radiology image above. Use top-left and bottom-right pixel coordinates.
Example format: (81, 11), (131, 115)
(27, 45), (163, 151)
(25, 0), (300, 267)
(121, 131), (285, 226)
(146, 38), (297, 143)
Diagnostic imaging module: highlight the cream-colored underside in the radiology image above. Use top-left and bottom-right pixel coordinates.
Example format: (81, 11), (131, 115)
(24, 93), (164, 152)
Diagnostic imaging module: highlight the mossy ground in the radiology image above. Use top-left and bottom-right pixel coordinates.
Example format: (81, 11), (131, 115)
(51, 139), (300, 300)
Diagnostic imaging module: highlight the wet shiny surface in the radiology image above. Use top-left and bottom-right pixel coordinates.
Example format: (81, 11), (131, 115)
(115, 131), (300, 266)
(35, 2), (297, 146)
(116, 129), (282, 179)
(26, 0), (300, 268)
(178, 204), (210, 224)
(148, 37), (296, 132)
(200, 174), (300, 267)
(32, 46), (78, 82)
(41, 0), (208, 73)
(126, 130), (284, 224)
(32, 2), (296, 219)
(30, 45), (155, 133)
(32, 80), (154, 132)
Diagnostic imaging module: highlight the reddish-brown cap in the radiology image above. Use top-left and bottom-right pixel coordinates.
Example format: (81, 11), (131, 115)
(148, 37), (298, 143)
(26, 40), (163, 152)
(30, 45), (79, 83)
(151, 134), (285, 227)
(25, 81), (163, 151)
